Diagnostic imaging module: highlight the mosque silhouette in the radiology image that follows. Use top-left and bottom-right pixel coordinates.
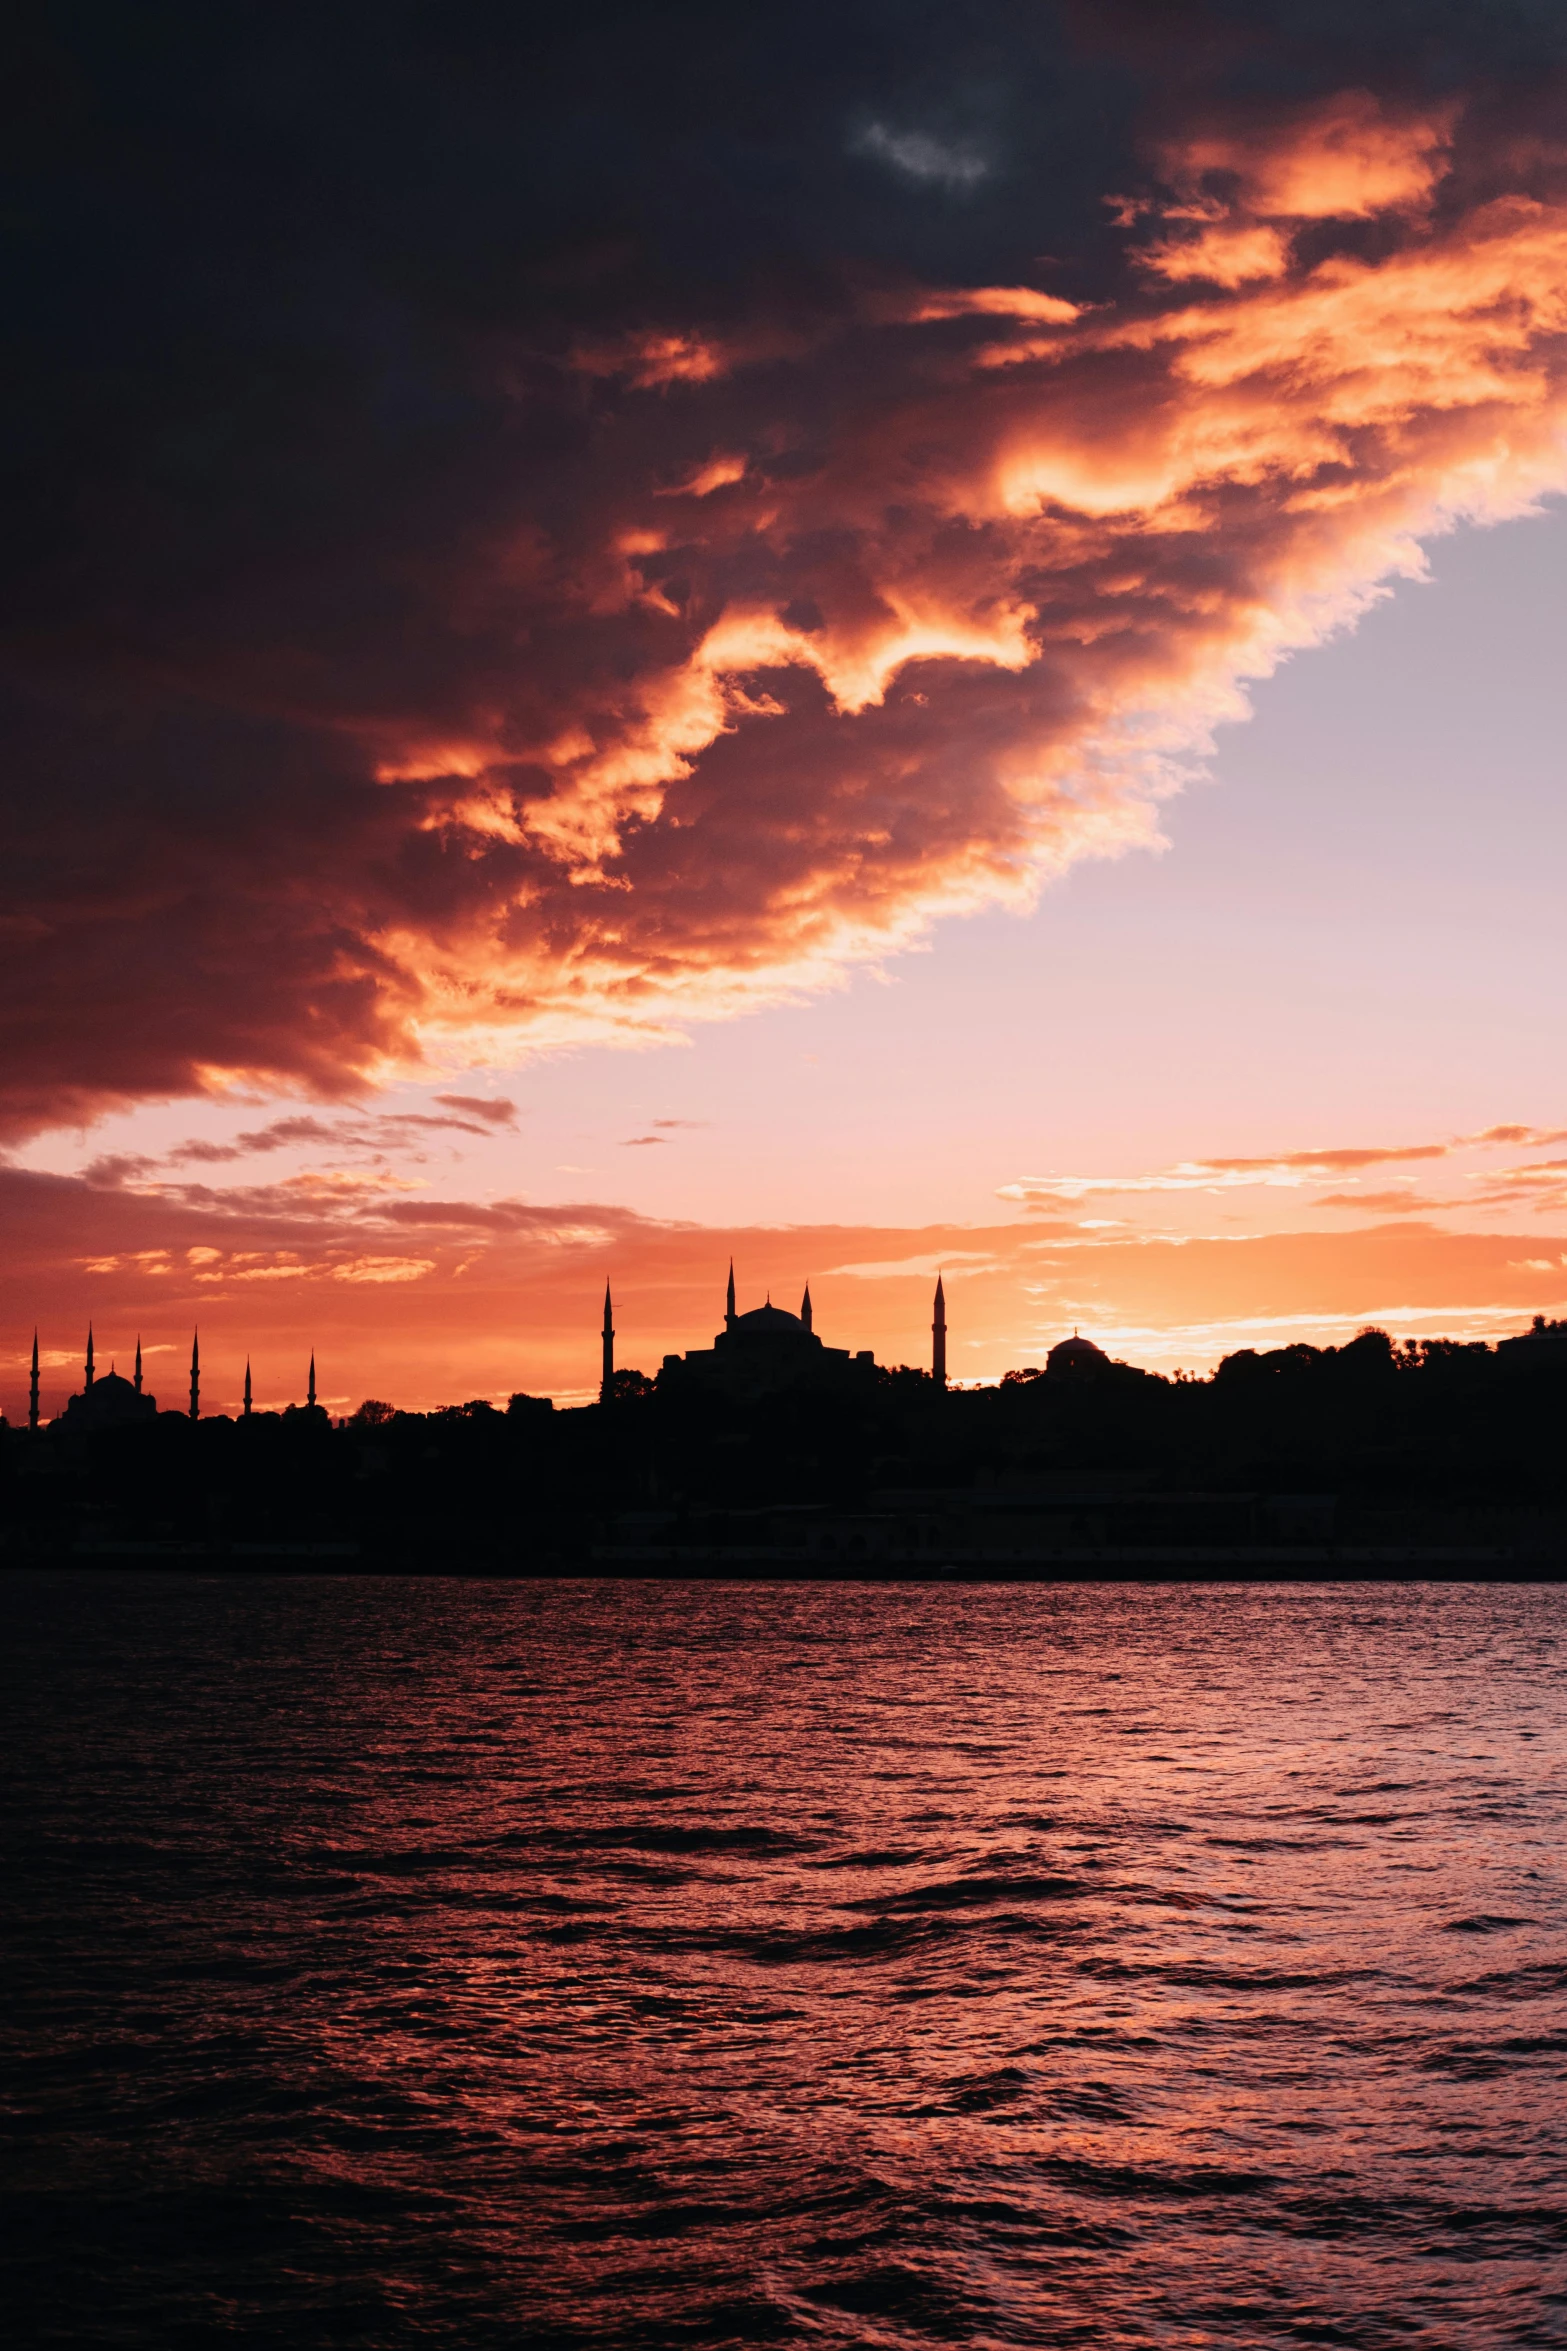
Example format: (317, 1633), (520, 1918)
(28, 1268), (1115, 1430)
(597, 1266), (1109, 1402)
(38, 1328), (325, 1430)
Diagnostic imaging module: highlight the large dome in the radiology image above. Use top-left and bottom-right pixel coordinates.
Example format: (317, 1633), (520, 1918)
(734, 1302), (802, 1331)
(660, 1266), (876, 1397)
(60, 1367), (159, 1426)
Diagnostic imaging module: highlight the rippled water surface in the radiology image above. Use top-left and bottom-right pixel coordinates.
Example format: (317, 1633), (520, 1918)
(4, 1576), (1567, 2347)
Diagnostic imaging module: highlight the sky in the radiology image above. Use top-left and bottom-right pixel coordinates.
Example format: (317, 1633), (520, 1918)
(4, 0), (1567, 1413)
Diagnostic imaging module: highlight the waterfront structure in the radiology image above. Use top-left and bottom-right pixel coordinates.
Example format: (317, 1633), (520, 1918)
(658, 1268), (877, 1400)
(933, 1275), (947, 1388)
(601, 1283), (615, 1403)
(189, 1330), (200, 1421)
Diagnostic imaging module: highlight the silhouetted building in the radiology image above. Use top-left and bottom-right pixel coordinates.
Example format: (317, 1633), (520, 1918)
(933, 1275), (947, 1388)
(601, 1284), (614, 1404)
(1497, 1314), (1567, 1374)
(658, 1266), (877, 1400)
(58, 1329), (158, 1429)
(1046, 1332), (1111, 1381)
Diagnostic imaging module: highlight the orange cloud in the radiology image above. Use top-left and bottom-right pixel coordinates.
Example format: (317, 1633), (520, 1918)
(1158, 90), (1457, 221)
(900, 286), (1082, 324)
(1140, 221), (1291, 286)
(1203, 1145), (1451, 1173)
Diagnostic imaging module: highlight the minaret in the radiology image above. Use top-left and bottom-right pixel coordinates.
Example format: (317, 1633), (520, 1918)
(932, 1274), (947, 1389)
(134, 1337), (143, 1395)
(189, 1330), (200, 1421)
(307, 1353), (317, 1411)
(243, 1360), (252, 1418)
(600, 1282), (615, 1403)
(725, 1259), (736, 1332)
(800, 1281), (813, 1333)
(85, 1325), (95, 1389)
(29, 1331), (40, 1432)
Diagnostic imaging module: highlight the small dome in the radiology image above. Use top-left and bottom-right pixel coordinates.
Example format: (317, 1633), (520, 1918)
(1046, 1333), (1110, 1377)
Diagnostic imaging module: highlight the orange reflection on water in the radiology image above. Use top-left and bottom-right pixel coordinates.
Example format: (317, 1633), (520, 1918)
(6, 1576), (1563, 2343)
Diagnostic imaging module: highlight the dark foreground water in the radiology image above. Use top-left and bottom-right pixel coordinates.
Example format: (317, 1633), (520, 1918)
(3, 1578), (1566, 2349)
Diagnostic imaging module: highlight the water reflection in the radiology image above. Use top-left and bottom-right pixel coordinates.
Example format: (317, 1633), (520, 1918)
(4, 1578), (1564, 2346)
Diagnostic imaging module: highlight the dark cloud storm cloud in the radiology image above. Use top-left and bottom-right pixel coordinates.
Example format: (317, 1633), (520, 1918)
(7, 1), (1567, 1136)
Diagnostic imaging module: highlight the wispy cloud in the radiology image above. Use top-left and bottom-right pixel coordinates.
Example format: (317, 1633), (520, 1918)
(429, 1096), (518, 1127)
(1001, 1129), (1567, 1208)
(853, 122), (992, 189)
(169, 1106), (518, 1165)
(77, 1105), (521, 1195)
(824, 1250), (1006, 1281)
(1313, 1188), (1443, 1212)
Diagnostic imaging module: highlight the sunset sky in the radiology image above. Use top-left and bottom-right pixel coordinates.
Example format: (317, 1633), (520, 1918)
(5, 0), (1567, 1413)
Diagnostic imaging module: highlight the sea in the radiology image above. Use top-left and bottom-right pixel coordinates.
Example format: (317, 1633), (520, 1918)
(3, 1575), (1565, 2348)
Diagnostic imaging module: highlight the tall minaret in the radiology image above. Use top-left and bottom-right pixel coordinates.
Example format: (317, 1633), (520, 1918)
(29, 1331), (40, 1432)
(85, 1324), (95, 1390)
(133, 1337), (143, 1395)
(600, 1282), (615, 1402)
(189, 1330), (200, 1421)
(725, 1259), (736, 1332)
(307, 1353), (317, 1411)
(243, 1360), (252, 1418)
(800, 1281), (813, 1334)
(932, 1274), (947, 1389)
